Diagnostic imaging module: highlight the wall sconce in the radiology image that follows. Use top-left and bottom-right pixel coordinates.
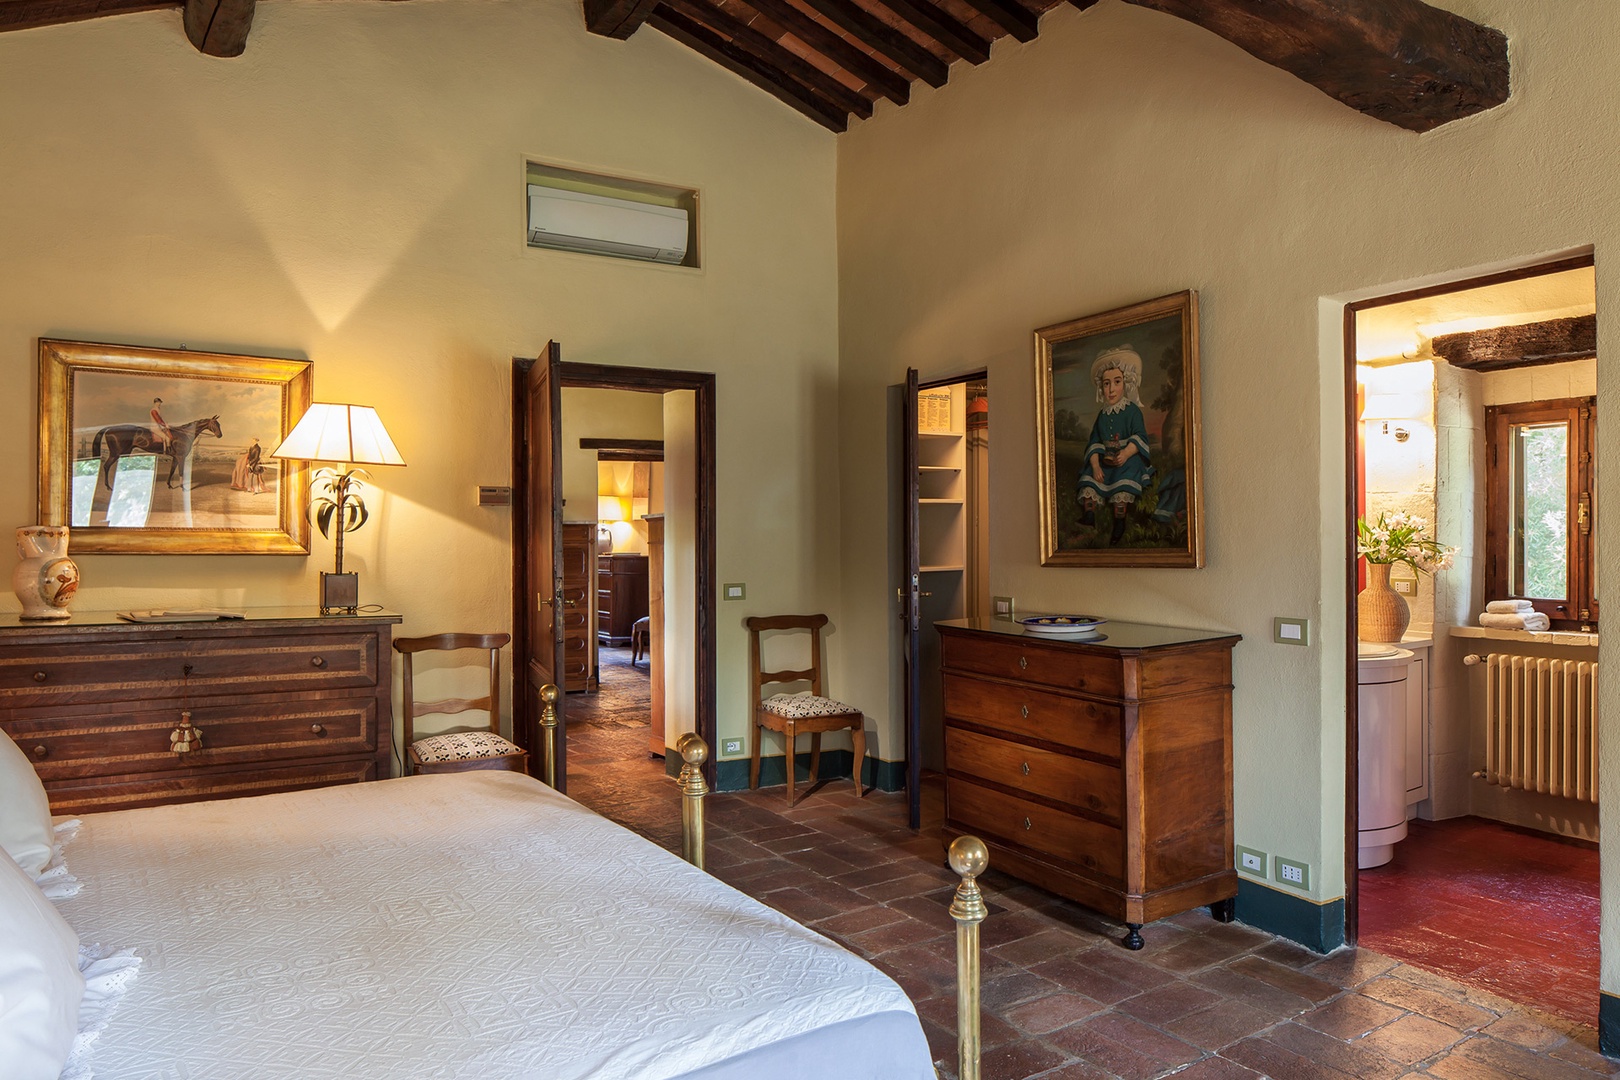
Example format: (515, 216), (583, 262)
(1361, 394), (1425, 443)
(271, 403), (406, 615)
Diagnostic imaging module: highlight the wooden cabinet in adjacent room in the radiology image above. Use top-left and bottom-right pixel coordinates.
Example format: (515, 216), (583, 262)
(560, 522), (596, 692)
(937, 618), (1241, 949)
(0, 608), (401, 814)
(597, 553), (649, 647)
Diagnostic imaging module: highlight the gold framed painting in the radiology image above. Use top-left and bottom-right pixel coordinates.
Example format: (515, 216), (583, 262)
(1035, 291), (1204, 567)
(38, 339), (313, 554)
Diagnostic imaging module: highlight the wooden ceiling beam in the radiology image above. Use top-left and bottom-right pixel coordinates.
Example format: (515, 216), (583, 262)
(584, 0), (660, 39)
(0, 0), (172, 34)
(649, 6), (849, 131)
(662, 0), (873, 119)
(874, 0), (988, 61)
(956, 0), (1036, 43)
(182, 0), (252, 55)
(795, 0), (948, 88)
(1119, 0), (1509, 133)
(1432, 315), (1597, 373)
(745, 0), (910, 105)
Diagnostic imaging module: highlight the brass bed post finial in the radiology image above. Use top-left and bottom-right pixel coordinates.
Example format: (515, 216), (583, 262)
(540, 684), (560, 789)
(948, 835), (989, 1080)
(677, 733), (709, 870)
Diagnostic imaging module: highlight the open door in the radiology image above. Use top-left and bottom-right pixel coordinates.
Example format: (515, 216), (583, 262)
(517, 343), (568, 790)
(901, 367), (921, 829)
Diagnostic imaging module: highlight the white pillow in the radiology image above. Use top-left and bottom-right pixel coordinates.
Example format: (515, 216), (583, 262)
(0, 850), (83, 1080)
(0, 730), (54, 877)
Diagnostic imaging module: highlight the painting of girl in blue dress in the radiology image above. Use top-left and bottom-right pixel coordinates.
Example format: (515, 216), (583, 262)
(1079, 347), (1153, 545)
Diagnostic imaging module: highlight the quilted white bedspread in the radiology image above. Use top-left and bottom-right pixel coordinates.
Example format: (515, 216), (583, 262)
(56, 772), (928, 1080)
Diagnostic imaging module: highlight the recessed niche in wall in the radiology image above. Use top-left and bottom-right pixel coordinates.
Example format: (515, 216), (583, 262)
(525, 162), (700, 268)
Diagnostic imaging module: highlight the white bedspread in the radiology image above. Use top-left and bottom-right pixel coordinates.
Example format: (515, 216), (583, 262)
(57, 772), (927, 1080)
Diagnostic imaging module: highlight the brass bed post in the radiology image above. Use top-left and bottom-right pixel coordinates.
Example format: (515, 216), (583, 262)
(677, 733), (709, 869)
(949, 836), (988, 1080)
(540, 684), (560, 789)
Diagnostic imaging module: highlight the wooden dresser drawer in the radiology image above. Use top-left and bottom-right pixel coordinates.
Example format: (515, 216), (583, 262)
(941, 632), (1122, 697)
(0, 631), (379, 709)
(42, 757), (379, 816)
(947, 777), (1123, 883)
(943, 673), (1121, 761)
(4, 695), (378, 781)
(944, 727), (1122, 823)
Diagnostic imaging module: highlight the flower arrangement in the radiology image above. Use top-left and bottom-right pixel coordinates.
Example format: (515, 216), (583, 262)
(1357, 512), (1456, 575)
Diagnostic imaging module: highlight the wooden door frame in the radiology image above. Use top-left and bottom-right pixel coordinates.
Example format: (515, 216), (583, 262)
(512, 359), (718, 788)
(1340, 251), (1594, 944)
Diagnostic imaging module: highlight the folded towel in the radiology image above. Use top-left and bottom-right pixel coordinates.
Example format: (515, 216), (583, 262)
(1485, 599), (1536, 614)
(1479, 611), (1551, 631)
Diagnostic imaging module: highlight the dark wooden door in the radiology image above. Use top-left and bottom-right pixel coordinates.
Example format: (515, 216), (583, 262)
(522, 342), (567, 790)
(902, 367), (921, 829)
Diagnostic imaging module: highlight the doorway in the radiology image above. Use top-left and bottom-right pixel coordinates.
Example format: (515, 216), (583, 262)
(511, 352), (717, 794)
(1343, 253), (1601, 1026)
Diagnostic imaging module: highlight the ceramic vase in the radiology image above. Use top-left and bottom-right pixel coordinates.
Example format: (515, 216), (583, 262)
(1357, 562), (1409, 643)
(13, 525), (79, 620)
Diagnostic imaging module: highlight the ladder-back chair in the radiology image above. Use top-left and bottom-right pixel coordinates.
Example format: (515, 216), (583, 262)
(395, 633), (526, 775)
(746, 614), (865, 806)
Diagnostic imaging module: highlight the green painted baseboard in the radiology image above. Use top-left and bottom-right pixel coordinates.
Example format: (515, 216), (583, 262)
(1600, 993), (1620, 1056)
(664, 749), (906, 793)
(1235, 879), (1345, 954)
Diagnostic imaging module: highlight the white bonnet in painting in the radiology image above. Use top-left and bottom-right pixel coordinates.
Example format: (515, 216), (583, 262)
(1090, 346), (1143, 405)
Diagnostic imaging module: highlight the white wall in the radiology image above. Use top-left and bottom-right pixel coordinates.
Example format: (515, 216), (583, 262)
(835, 0), (1620, 984)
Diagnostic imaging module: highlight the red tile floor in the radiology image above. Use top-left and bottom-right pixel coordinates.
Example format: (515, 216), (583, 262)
(564, 651), (1616, 1077)
(1358, 816), (1601, 1028)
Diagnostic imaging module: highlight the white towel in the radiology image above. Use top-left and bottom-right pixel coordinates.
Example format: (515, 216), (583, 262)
(1485, 599), (1536, 614)
(1479, 611), (1551, 631)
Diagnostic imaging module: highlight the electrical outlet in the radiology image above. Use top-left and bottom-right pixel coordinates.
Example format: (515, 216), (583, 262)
(721, 738), (743, 756)
(1393, 579), (1415, 595)
(993, 596), (1015, 620)
(1235, 845), (1267, 876)
(1272, 617), (1310, 646)
(1274, 856), (1310, 890)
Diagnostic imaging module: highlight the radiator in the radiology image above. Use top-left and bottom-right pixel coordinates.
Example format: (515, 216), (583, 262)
(1465, 653), (1599, 802)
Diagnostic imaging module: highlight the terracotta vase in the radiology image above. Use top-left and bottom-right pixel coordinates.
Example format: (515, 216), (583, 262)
(1358, 562), (1409, 643)
(12, 525), (79, 620)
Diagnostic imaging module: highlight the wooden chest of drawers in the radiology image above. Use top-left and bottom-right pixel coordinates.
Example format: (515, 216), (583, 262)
(0, 609), (400, 814)
(938, 618), (1240, 949)
(597, 553), (648, 646)
(560, 523), (596, 692)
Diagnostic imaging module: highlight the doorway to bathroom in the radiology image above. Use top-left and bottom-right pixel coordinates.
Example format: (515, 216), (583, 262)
(1344, 252), (1601, 1027)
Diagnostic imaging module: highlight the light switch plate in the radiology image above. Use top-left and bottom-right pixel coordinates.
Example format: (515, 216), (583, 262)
(721, 738), (743, 756)
(992, 596), (1015, 619)
(723, 583), (746, 601)
(1273, 617), (1310, 646)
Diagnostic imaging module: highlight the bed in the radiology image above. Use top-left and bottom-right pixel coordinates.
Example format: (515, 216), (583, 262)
(10, 763), (946, 1079)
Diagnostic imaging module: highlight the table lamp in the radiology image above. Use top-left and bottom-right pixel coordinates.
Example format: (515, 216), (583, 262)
(271, 403), (405, 614)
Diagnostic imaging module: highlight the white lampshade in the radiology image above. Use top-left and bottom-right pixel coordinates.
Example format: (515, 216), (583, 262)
(597, 495), (627, 523)
(271, 403), (405, 466)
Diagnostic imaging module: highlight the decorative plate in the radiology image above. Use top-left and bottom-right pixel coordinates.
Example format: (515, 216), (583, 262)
(1018, 615), (1106, 636)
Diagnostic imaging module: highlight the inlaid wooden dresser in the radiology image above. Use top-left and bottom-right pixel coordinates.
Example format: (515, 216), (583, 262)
(937, 618), (1241, 949)
(596, 553), (648, 647)
(560, 522), (596, 692)
(0, 608), (401, 814)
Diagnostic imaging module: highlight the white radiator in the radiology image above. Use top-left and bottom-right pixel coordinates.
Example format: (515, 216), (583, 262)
(1466, 654), (1599, 803)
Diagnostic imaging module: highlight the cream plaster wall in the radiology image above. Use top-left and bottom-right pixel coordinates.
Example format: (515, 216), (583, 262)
(560, 387), (663, 530)
(0, 0), (840, 762)
(835, 0), (1620, 982)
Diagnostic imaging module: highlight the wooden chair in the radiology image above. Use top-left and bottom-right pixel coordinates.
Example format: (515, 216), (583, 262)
(395, 633), (526, 775)
(747, 614), (865, 806)
(630, 616), (650, 665)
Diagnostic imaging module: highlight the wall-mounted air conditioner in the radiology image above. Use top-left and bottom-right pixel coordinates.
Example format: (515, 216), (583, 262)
(527, 185), (688, 265)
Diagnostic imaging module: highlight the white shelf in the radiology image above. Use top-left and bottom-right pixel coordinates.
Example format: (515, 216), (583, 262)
(918, 465), (962, 472)
(921, 565), (965, 573)
(919, 431), (963, 438)
(919, 498), (963, 505)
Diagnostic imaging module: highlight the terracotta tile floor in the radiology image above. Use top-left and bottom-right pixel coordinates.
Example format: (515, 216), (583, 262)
(1359, 816), (1601, 1029)
(563, 664), (1616, 1078)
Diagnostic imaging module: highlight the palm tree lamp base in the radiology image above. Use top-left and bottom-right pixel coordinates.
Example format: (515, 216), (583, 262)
(320, 572), (359, 615)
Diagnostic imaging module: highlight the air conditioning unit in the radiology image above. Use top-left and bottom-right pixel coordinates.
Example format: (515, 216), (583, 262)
(527, 185), (688, 265)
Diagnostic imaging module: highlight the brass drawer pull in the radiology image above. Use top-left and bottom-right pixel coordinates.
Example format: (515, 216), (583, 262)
(1023, 817), (1032, 830)
(311, 724), (326, 736)
(1021, 761), (1030, 776)
(32, 745), (47, 759)
(31, 671), (46, 683)
(1020, 704), (1029, 718)
(1018, 656), (1028, 670)
(310, 656), (326, 669)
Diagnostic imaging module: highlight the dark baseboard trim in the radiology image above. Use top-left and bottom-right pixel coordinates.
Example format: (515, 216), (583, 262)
(662, 749), (906, 794)
(1600, 993), (1620, 1056)
(1234, 879), (1345, 954)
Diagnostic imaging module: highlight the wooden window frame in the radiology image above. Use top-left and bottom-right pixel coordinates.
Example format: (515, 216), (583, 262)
(1484, 395), (1597, 630)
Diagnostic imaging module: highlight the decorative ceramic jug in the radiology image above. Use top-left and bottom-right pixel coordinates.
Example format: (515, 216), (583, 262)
(1357, 562), (1409, 643)
(13, 525), (79, 620)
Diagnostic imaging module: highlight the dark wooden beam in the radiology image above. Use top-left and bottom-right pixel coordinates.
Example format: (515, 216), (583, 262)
(182, 0), (252, 55)
(1120, 0), (1509, 133)
(956, 0), (1036, 43)
(795, 0), (948, 88)
(584, 0), (660, 39)
(874, 0), (988, 62)
(0, 0), (172, 34)
(580, 438), (665, 453)
(597, 448), (664, 462)
(663, 0), (873, 119)
(1432, 315), (1596, 373)
(746, 0), (910, 105)
(648, 6), (849, 131)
